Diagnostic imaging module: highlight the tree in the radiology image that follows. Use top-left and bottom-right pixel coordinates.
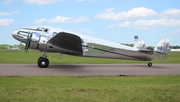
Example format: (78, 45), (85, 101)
(0, 44), (8, 49)
(147, 46), (154, 50)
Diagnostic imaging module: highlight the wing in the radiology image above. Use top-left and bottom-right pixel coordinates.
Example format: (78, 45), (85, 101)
(47, 32), (155, 61)
(47, 32), (83, 56)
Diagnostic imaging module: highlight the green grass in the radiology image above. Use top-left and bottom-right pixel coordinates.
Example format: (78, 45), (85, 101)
(0, 50), (180, 101)
(0, 50), (180, 64)
(0, 75), (180, 102)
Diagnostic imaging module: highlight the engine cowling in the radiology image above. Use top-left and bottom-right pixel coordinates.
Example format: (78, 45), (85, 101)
(29, 32), (50, 51)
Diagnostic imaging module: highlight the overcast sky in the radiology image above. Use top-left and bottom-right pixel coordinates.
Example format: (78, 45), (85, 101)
(0, 0), (180, 46)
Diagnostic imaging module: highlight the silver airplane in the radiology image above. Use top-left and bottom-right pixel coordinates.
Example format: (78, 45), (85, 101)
(12, 26), (170, 68)
(7, 46), (20, 51)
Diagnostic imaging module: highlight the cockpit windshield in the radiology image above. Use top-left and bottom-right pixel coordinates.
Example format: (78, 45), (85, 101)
(37, 27), (49, 33)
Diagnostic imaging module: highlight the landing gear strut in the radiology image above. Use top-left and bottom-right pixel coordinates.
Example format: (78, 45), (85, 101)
(38, 52), (49, 68)
(147, 62), (152, 67)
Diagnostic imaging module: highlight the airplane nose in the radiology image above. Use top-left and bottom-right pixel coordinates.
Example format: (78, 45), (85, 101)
(12, 29), (26, 43)
(12, 29), (31, 43)
(12, 30), (19, 36)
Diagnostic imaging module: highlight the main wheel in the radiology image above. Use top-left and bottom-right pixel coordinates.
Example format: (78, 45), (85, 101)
(38, 57), (49, 68)
(148, 62), (152, 67)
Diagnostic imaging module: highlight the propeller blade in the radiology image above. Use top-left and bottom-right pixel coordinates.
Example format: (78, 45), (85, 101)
(24, 29), (32, 53)
(24, 30), (30, 52)
(25, 34), (32, 53)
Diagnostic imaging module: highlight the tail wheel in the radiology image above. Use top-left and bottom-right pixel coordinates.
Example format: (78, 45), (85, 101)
(38, 57), (49, 68)
(148, 62), (152, 67)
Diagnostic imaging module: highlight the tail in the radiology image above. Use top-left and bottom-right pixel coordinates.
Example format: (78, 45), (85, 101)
(133, 40), (146, 50)
(154, 38), (170, 60)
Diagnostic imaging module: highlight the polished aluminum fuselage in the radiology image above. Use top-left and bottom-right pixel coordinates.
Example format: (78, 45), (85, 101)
(12, 26), (155, 61)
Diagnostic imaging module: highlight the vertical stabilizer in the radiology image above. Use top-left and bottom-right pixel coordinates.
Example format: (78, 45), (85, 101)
(133, 40), (146, 50)
(154, 38), (170, 60)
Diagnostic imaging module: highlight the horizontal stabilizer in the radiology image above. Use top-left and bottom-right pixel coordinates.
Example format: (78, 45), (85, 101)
(138, 49), (154, 54)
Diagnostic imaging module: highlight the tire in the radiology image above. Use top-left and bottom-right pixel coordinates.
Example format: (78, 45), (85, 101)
(38, 57), (49, 68)
(148, 62), (152, 67)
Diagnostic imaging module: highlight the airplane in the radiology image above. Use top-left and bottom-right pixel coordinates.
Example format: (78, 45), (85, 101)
(12, 26), (170, 68)
(7, 46), (20, 51)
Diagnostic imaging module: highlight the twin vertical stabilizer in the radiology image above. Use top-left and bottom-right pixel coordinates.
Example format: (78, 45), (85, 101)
(154, 38), (170, 60)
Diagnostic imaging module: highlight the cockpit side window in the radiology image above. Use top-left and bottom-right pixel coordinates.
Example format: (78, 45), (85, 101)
(53, 32), (58, 36)
(44, 29), (48, 32)
(37, 27), (44, 31)
(37, 27), (49, 33)
(17, 31), (29, 36)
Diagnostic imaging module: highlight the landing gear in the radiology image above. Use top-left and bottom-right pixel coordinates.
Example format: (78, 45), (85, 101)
(38, 57), (49, 68)
(38, 52), (49, 68)
(147, 62), (152, 67)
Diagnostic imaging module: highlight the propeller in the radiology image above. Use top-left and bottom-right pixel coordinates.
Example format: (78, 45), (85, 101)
(24, 29), (32, 53)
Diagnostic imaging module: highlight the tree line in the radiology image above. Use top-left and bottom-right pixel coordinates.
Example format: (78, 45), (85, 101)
(0, 44), (25, 49)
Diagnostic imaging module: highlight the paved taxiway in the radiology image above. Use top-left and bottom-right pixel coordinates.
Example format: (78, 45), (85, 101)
(0, 64), (180, 76)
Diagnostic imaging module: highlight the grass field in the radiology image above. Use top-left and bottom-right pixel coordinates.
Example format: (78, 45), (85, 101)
(0, 50), (180, 64)
(0, 75), (180, 102)
(0, 50), (180, 102)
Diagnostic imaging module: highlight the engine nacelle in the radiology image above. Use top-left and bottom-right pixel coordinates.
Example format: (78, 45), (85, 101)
(29, 32), (50, 51)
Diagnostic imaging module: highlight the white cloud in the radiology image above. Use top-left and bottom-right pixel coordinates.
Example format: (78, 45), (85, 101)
(0, 11), (19, 16)
(162, 29), (180, 36)
(23, 0), (57, 5)
(48, 16), (89, 23)
(48, 16), (73, 23)
(132, 19), (180, 27)
(0, 19), (14, 26)
(34, 15), (89, 23)
(3, 0), (12, 5)
(169, 30), (180, 35)
(33, 18), (47, 24)
(160, 9), (180, 19)
(107, 19), (180, 30)
(118, 21), (131, 27)
(69, 28), (95, 34)
(106, 22), (132, 29)
(95, 7), (157, 20)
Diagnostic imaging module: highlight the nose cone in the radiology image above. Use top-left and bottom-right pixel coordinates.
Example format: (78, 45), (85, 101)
(12, 30), (19, 38)
(12, 29), (27, 43)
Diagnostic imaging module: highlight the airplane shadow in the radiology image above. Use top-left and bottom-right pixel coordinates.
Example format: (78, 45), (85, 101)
(47, 64), (168, 69)
(48, 64), (85, 69)
(132, 64), (168, 69)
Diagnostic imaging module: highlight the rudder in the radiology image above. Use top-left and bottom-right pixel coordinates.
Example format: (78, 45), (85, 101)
(154, 38), (170, 60)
